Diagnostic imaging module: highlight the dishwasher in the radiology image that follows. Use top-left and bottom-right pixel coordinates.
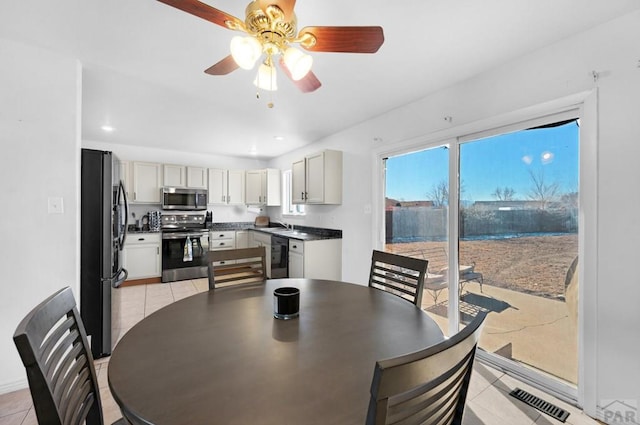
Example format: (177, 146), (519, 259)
(271, 235), (289, 278)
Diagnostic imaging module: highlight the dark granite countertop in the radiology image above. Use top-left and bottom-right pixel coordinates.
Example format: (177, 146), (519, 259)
(126, 223), (342, 241)
(208, 222), (342, 241)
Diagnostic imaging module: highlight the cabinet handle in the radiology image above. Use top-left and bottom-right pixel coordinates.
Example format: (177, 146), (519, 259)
(228, 196), (231, 202)
(219, 242), (225, 246)
(301, 191), (304, 200)
(219, 234), (224, 237)
(157, 247), (159, 255)
(292, 245), (297, 249)
(221, 195), (225, 202)
(138, 238), (145, 241)
(134, 192), (137, 201)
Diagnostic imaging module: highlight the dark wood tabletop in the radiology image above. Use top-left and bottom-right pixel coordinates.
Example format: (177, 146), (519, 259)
(108, 279), (445, 425)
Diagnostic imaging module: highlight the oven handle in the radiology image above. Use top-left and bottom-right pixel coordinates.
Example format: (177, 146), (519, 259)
(162, 232), (209, 240)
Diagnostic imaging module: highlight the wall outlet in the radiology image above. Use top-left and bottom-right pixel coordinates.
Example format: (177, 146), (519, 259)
(48, 197), (64, 214)
(364, 204), (372, 214)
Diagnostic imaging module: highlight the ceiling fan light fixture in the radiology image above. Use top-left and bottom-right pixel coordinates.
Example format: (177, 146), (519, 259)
(230, 36), (262, 70)
(283, 47), (313, 81)
(254, 62), (278, 91)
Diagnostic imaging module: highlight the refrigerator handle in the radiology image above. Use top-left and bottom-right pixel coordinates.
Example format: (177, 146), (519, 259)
(109, 268), (128, 288)
(119, 180), (129, 249)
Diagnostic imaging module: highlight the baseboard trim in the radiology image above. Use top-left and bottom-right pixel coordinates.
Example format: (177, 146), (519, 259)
(0, 378), (28, 395)
(121, 277), (161, 287)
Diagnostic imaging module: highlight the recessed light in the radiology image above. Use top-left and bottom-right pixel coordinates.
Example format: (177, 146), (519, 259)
(273, 136), (285, 141)
(101, 125), (115, 132)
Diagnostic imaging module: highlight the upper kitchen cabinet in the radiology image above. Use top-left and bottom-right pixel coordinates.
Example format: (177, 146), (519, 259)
(119, 160), (132, 200)
(187, 166), (208, 189)
(163, 164), (186, 187)
(208, 169), (245, 205)
(292, 150), (342, 205)
(163, 164), (207, 189)
(246, 169), (281, 206)
(132, 162), (162, 203)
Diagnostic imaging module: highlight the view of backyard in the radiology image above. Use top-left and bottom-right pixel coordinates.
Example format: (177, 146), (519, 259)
(387, 234), (579, 384)
(384, 118), (580, 387)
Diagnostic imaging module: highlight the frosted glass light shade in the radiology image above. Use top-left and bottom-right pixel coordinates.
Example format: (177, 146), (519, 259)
(253, 63), (278, 91)
(283, 47), (312, 80)
(230, 36), (262, 70)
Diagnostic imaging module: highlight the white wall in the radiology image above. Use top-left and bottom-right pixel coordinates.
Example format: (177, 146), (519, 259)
(0, 39), (81, 392)
(267, 10), (640, 420)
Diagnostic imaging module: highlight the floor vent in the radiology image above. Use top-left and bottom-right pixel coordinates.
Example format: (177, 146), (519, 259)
(509, 388), (570, 422)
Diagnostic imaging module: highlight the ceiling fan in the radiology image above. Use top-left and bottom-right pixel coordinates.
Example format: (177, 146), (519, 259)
(157, 0), (384, 93)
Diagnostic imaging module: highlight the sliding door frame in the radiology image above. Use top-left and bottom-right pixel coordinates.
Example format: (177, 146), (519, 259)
(372, 90), (598, 410)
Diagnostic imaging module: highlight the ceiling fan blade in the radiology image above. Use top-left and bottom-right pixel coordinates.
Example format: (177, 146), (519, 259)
(278, 58), (321, 93)
(157, 0), (243, 29)
(258, 0), (296, 22)
(298, 26), (384, 53)
(204, 55), (239, 75)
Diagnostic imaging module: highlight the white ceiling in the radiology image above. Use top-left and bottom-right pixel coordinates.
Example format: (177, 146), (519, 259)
(2, 1), (639, 159)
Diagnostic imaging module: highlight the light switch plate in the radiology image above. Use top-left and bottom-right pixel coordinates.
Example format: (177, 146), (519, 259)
(48, 197), (64, 214)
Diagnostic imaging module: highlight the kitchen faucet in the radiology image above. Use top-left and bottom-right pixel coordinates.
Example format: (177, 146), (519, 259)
(275, 220), (292, 230)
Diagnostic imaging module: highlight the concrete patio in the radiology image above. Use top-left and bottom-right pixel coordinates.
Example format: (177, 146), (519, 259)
(421, 281), (578, 385)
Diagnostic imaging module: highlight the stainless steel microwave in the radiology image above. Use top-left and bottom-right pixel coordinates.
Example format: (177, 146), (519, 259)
(161, 187), (208, 210)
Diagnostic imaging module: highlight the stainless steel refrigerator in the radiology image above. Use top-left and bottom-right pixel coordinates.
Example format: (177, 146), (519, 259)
(80, 148), (128, 358)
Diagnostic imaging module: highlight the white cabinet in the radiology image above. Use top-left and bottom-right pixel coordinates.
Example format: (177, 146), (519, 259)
(291, 159), (306, 204)
(208, 169), (245, 205)
(132, 162), (162, 203)
(187, 166), (208, 189)
(122, 233), (161, 280)
(287, 238), (342, 280)
(236, 230), (249, 249)
(292, 150), (342, 205)
(119, 161), (132, 200)
(288, 240), (304, 278)
(209, 230), (236, 251)
(246, 169), (281, 206)
(249, 231), (272, 277)
(164, 164), (208, 189)
(163, 164), (187, 187)
(209, 230), (236, 266)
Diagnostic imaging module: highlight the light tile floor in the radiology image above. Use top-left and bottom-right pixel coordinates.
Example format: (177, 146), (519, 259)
(1, 279), (603, 425)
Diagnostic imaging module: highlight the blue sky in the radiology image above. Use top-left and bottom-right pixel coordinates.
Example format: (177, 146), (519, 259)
(386, 121), (579, 202)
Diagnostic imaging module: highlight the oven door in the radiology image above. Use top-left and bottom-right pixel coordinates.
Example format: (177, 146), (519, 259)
(161, 231), (209, 282)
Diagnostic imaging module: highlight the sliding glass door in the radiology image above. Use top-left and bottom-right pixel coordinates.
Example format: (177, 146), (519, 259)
(384, 145), (450, 333)
(382, 112), (580, 398)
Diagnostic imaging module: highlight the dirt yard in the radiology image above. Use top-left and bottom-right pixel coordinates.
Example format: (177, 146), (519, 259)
(386, 234), (578, 299)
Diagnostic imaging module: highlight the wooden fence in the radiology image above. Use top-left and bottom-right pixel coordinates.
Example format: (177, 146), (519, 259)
(386, 207), (578, 242)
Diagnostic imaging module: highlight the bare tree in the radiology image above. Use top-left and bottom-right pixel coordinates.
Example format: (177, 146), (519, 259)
(560, 191), (578, 209)
(527, 169), (559, 209)
(491, 186), (516, 201)
(428, 180), (448, 207)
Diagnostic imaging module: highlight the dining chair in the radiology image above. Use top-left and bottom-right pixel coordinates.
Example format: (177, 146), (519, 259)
(208, 246), (267, 289)
(368, 250), (429, 306)
(366, 311), (487, 425)
(13, 287), (128, 425)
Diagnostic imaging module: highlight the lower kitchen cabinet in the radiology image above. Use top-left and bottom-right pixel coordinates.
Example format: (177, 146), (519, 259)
(288, 238), (342, 280)
(249, 231), (272, 277)
(122, 233), (161, 280)
(209, 231), (236, 266)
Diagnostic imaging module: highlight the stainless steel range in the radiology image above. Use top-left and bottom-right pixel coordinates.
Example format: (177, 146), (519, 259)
(161, 213), (209, 283)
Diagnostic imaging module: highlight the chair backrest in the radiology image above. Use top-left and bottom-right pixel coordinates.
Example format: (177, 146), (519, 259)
(368, 250), (429, 306)
(13, 287), (104, 425)
(208, 246), (267, 289)
(366, 312), (487, 425)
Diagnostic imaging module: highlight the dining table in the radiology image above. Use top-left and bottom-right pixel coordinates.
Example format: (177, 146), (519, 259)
(108, 278), (445, 425)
